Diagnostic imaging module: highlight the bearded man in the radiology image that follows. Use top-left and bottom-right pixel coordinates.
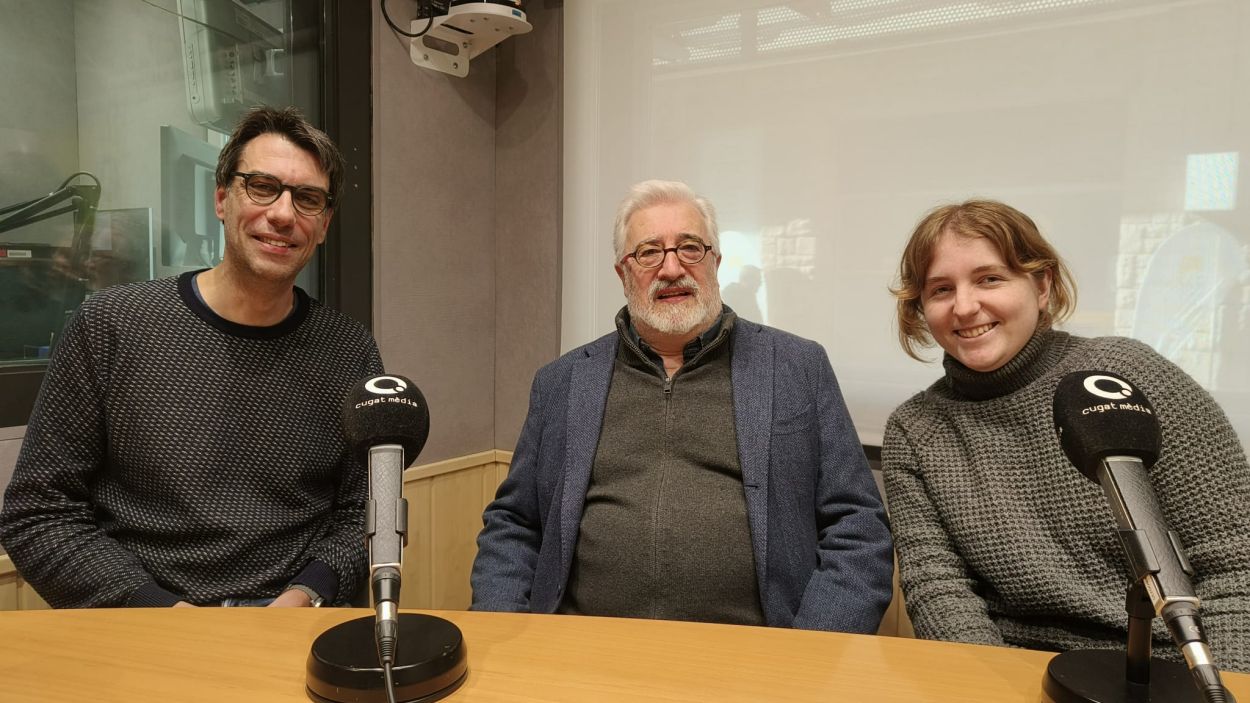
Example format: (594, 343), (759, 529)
(470, 180), (893, 632)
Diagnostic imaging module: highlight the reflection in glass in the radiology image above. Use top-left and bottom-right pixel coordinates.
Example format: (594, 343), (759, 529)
(161, 126), (223, 269)
(0, 173), (100, 364)
(176, 0), (291, 133)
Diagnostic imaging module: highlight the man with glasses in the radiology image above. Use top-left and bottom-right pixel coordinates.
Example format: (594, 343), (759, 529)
(0, 106), (382, 609)
(471, 179), (894, 632)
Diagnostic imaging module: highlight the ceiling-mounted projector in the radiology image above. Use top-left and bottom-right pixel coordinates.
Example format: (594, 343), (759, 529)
(410, 0), (532, 78)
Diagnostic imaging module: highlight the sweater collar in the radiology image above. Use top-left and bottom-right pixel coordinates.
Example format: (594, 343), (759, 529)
(942, 326), (1069, 401)
(615, 305), (733, 364)
(178, 270), (310, 340)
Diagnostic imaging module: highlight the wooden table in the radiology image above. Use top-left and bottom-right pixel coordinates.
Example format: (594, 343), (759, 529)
(0, 608), (1245, 702)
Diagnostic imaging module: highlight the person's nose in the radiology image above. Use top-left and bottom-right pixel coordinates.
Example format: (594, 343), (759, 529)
(266, 189), (296, 228)
(952, 285), (979, 318)
(657, 247), (686, 280)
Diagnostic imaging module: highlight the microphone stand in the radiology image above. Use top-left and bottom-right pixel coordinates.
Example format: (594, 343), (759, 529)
(1125, 581), (1154, 687)
(1042, 537), (1236, 703)
(1, 173), (101, 352)
(1, 173), (101, 270)
(305, 452), (467, 703)
(305, 591), (467, 703)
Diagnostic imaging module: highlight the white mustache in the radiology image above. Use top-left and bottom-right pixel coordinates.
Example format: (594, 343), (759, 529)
(648, 275), (700, 298)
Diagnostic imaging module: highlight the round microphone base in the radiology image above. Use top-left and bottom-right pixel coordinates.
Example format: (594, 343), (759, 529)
(306, 614), (467, 703)
(1042, 649), (1222, 703)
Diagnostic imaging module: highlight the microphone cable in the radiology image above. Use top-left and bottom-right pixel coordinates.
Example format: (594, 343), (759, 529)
(382, 659), (398, 703)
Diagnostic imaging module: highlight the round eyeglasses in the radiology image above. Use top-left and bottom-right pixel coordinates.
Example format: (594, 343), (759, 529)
(232, 171), (333, 216)
(622, 239), (714, 269)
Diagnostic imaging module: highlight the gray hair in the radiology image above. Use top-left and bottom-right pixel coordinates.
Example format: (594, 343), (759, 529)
(612, 179), (720, 260)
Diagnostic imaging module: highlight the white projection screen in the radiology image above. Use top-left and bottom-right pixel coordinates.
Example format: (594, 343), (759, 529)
(562, 0), (1250, 451)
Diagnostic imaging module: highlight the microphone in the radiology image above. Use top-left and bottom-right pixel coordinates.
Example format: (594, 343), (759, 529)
(306, 374), (464, 703)
(342, 374), (430, 687)
(1053, 371), (1229, 702)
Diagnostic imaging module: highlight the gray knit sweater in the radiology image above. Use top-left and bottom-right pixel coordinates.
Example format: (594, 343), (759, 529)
(883, 329), (1250, 672)
(0, 272), (383, 608)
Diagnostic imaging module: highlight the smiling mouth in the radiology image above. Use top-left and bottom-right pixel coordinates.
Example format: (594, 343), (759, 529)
(956, 322), (997, 339)
(257, 236), (294, 249)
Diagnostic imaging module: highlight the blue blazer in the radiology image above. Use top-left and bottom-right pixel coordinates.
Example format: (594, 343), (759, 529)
(470, 319), (894, 632)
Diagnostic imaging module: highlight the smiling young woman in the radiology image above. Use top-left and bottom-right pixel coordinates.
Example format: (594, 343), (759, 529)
(879, 200), (1250, 673)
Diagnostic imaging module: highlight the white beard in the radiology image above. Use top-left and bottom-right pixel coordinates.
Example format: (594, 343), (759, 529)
(624, 273), (722, 336)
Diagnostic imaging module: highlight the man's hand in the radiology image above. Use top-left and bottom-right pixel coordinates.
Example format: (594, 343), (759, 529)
(173, 601), (197, 607)
(268, 588), (314, 607)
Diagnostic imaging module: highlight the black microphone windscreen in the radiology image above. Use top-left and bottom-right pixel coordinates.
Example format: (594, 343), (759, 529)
(342, 374), (430, 466)
(1052, 370), (1162, 481)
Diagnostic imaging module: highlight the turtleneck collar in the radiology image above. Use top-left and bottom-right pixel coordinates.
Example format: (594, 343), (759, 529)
(941, 326), (1071, 401)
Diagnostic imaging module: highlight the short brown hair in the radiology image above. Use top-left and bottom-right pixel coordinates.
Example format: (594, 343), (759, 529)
(890, 200), (1076, 361)
(214, 105), (345, 204)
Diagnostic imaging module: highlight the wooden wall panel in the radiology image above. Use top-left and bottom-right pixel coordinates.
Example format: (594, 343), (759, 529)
(494, 458), (510, 488)
(896, 594), (915, 638)
(429, 466), (489, 610)
(0, 573), (16, 612)
(17, 582), (48, 610)
(480, 466), (499, 510)
(877, 562), (903, 637)
(400, 477), (434, 610)
(396, 451), (508, 611)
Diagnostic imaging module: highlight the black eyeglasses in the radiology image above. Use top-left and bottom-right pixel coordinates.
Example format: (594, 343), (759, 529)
(231, 172), (333, 216)
(621, 239), (714, 269)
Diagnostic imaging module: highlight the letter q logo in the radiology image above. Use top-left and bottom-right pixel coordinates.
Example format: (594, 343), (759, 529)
(365, 375), (408, 396)
(1083, 374), (1133, 401)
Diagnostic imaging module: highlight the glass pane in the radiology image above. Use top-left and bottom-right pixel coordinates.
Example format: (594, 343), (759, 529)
(0, 0), (324, 368)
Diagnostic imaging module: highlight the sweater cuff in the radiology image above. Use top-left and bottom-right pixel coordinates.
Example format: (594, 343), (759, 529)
(126, 581), (185, 608)
(289, 560), (339, 604)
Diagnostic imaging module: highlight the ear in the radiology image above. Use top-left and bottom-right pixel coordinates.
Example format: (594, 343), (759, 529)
(1035, 268), (1053, 312)
(214, 186), (228, 221)
(313, 208), (333, 245)
(615, 261), (627, 285)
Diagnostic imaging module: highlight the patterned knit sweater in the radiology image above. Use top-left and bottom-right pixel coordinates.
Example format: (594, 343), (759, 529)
(0, 272), (383, 607)
(883, 329), (1250, 672)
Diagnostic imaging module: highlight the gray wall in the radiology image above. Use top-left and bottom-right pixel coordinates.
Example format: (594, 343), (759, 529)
(494, 1), (563, 452)
(372, 3), (563, 462)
